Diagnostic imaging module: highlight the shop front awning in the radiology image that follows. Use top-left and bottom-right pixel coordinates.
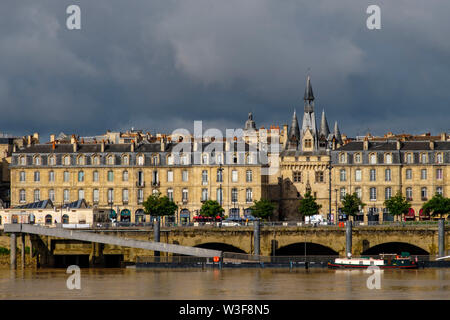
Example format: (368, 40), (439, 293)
(109, 209), (117, 218)
(121, 209), (131, 217)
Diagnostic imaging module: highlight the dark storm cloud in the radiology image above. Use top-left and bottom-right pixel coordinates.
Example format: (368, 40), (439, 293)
(0, 0), (449, 140)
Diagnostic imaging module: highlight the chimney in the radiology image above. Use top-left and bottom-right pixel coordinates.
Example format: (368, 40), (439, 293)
(441, 132), (447, 141)
(193, 141), (198, 152)
(52, 141), (56, 150)
(225, 140), (230, 151)
(363, 138), (369, 150)
(27, 135), (32, 146)
(396, 140), (401, 150)
(160, 137), (165, 151)
(429, 140), (435, 150)
(33, 133), (39, 143)
(13, 144), (16, 153)
(101, 140), (105, 153)
(131, 140), (135, 152)
(73, 141), (77, 153)
(50, 134), (55, 142)
(70, 135), (76, 144)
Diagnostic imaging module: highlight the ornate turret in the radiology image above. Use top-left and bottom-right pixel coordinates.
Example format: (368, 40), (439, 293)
(286, 110), (300, 150)
(334, 121), (343, 145)
(301, 75), (318, 150)
(304, 75), (315, 102)
(319, 110), (330, 138)
(244, 112), (256, 130)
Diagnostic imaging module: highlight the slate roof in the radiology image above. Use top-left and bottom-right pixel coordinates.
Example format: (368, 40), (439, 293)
(336, 141), (450, 151)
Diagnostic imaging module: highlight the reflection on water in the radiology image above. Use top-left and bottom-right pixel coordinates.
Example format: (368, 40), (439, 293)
(0, 268), (449, 300)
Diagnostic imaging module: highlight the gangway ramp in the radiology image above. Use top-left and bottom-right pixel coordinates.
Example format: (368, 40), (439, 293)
(4, 224), (222, 258)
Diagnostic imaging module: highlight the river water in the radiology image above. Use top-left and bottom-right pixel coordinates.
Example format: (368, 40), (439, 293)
(0, 267), (449, 300)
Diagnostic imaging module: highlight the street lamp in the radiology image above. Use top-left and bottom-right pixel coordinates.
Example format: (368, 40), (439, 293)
(335, 188), (338, 222)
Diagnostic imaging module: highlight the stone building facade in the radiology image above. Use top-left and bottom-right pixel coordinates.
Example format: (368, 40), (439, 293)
(331, 138), (450, 223)
(9, 139), (268, 224)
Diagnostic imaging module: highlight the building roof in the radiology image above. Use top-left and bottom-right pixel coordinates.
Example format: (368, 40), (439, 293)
(14, 199), (54, 209)
(336, 141), (450, 151)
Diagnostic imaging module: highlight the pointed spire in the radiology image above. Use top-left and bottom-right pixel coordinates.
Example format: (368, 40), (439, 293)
(304, 75), (315, 102)
(319, 110), (330, 138)
(288, 109), (300, 142)
(334, 121), (342, 144)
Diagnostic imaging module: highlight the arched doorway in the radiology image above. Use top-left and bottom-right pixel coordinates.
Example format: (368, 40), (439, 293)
(180, 209), (190, 226)
(62, 214), (69, 224)
(45, 214), (52, 225)
(361, 242), (428, 256)
(120, 209), (131, 222)
(135, 209), (145, 223)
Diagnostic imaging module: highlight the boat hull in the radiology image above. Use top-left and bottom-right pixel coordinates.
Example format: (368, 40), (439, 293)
(328, 262), (418, 269)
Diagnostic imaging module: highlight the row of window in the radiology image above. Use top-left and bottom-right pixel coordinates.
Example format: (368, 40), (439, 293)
(292, 171), (325, 183)
(17, 153), (256, 166)
(18, 188), (254, 204)
(339, 152), (445, 164)
(338, 186), (443, 201)
(339, 168), (444, 182)
(19, 169), (254, 184)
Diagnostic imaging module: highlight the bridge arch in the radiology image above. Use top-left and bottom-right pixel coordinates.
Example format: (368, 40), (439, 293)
(194, 242), (246, 254)
(274, 242), (338, 256)
(361, 242), (429, 256)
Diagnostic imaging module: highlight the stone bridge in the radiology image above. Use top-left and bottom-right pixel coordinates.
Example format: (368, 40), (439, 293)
(15, 225), (448, 267)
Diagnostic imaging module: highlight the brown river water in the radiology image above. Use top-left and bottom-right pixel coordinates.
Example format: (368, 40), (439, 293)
(0, 267), (449, 300)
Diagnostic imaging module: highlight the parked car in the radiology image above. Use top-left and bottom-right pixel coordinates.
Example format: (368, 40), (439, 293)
(221, 220), (241, 227)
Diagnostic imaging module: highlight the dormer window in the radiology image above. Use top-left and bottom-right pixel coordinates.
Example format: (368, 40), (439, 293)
(152, 154), (159, 165)
(167, 154), (174, 165)
(385, 153), (392, 164)
(420, 153), (427, 164)
(339, 153), (346, 164)
(354, 153), (361, 163)
(202, 154), (208, 164)
(92, 155), (100, 165)
(63, 155), (71, 165)
(369, 153), (377, 164)
(34, 156), (41, 165)
(122, 155), (129, 165)
(77, 155), (85, 165)
(19, 156), (26, 166)
(137, 154), (144, 166)
(107, 155), (114, 165)
(48, 156), (55, 166)
(405, 153), (413, 164)
(436, 153), (443, 164)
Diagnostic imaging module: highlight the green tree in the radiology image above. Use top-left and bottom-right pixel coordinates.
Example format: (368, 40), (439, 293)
(421, 194), (450, 219)
(384, 191), (411, 222)
(249, 199), (275, 220)
(200, 200), (224, 217)
(298, 191), (322, 221)
(143, 192), (178, 219)
(341, 193), (365, 221)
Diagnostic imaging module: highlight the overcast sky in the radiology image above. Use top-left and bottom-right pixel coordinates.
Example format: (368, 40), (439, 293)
(1, 0), (449, 141)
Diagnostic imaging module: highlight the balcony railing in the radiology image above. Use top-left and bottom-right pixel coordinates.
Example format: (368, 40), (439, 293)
(152, 181), (160, 187)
